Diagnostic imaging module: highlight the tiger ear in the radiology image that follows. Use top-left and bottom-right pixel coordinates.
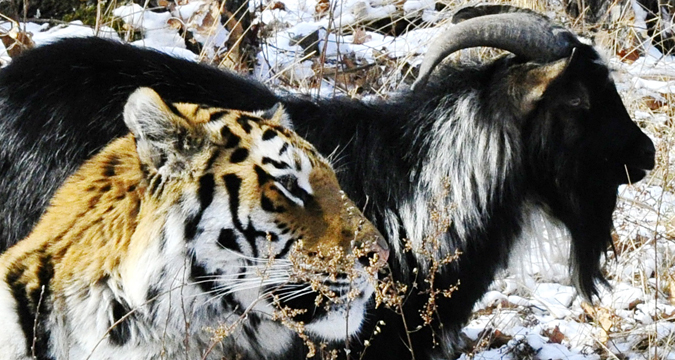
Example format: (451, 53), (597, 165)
(124, 87), (197, 173)
(259, 103), (293, 130)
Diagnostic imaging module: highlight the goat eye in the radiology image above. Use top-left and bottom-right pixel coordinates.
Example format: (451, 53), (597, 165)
(568, 98), (582, 107)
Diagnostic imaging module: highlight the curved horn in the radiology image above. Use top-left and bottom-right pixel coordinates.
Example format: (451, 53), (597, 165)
(411, 11), (577, 91)
(452, 4), (548, 23)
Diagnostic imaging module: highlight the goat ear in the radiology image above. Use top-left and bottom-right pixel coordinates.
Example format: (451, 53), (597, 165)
(259, 103), (293, 130)
(511, 56), (570, 116)
(124, 87), (197, 173)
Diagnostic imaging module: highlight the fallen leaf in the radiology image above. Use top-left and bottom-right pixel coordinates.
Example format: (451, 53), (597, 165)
(167, 18), (183, 30)
(489, 329), (513, 349)
(580, 301), (596, 319)
(617, 48), (641, 63)
(581, 302), (613, 330)
(315, 0), (329, 18)
(628, 298), (644, 310)
(644, 97), (667, 110)
(270, 1), (287, 10)
(0, 27), (34, 58)
(352, 27), (371, 45)
(543, 326), (565, 344)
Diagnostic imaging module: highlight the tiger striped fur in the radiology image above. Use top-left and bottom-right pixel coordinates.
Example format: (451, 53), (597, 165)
(0, 88), (388, 360)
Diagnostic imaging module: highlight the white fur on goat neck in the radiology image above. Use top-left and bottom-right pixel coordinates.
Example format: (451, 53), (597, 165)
(394, 94), (520, 270)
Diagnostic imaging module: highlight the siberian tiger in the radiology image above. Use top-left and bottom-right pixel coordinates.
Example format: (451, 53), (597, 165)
(0, 87), (389, 360)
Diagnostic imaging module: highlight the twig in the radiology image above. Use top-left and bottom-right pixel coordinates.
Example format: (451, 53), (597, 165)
(31, 285), (46, 360)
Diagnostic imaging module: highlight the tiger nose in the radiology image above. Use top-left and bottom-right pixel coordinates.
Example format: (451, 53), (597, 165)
(357, 234), (389, 268)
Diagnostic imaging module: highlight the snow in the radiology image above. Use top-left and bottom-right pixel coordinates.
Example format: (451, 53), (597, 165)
(1, 0), (674, 359)
(0, 21), (119, 47)
(113, 3), (198, 60)
(113, 3), (153, 30)
(633, 77), (675, 94)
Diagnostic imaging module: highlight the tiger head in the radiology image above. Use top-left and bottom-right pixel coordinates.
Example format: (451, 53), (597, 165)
(0, 87), (389, 360)
(122, 88), (389, 346)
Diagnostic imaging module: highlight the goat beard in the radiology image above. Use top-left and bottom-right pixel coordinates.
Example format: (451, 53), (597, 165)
(560, 176), (618, 300)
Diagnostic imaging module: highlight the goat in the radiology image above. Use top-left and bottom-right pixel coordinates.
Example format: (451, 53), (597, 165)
(0, 6), (655, 359)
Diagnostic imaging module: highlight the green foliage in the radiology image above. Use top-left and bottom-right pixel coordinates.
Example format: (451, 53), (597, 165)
(0, 0), (94, 20)
(61, 4), (99, 26)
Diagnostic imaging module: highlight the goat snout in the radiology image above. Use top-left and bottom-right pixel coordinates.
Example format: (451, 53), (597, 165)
(635, 137), (656, 170)
(620, 134), (655, 184)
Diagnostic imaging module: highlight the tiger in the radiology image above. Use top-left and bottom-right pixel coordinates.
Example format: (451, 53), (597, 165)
(0, 87), (389, 360)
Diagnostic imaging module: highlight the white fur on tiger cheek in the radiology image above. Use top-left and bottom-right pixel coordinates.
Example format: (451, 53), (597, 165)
(304, 276), (376, 341)
(254, 136), (314, 194)
(304, 297), (370, 340)
(0, 281), (30, 360)
(296, 152), (313, 193)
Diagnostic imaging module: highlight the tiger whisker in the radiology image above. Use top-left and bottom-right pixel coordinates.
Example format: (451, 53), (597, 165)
(208, 279), (296, 296)
(216, 249), (294, 264)
(195, 271), (291, 280)
(276, 288), (316, 303)
(179, 278), (292, 303)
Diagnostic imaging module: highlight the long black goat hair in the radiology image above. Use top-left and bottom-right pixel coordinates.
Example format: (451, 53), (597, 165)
(0, 5), (655, 359)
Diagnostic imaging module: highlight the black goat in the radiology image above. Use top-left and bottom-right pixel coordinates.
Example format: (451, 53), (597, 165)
(0, 6), (655, 359)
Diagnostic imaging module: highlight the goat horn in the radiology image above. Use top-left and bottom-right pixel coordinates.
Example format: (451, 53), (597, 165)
(411, 11), (577, 91)
(451, 4), (548, 23)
